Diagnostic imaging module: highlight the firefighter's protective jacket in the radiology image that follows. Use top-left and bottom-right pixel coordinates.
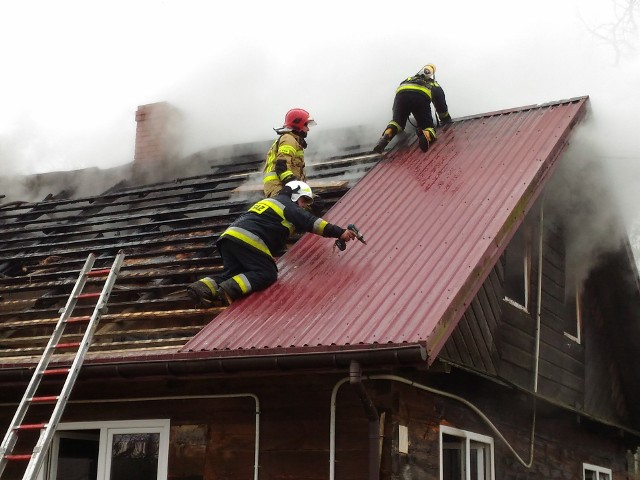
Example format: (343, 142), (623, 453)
(262, 132), (306, 198)
(219, 193), (344, 259)
(396, 76), (451, 122)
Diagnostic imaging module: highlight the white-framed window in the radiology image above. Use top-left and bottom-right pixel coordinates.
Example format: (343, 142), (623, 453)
(583, 462), (612, 480)
(37, 419), (170, 480)
(502, 223), (531, 312)
(564, 283), (582, 344)
(440, 425), (495, 480)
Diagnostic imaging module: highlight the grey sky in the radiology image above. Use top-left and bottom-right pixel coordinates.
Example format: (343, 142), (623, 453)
(1, 0), (639, 271)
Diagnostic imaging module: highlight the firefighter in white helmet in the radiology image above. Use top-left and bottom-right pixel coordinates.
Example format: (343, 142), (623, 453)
(373, 63), (452, 154)
(187, 181), (356, 307)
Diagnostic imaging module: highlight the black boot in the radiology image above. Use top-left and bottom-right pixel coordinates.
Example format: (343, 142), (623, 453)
(417, 128), (436, 152)
(187, 277), (220, 308)
(417, 130), (430, 152)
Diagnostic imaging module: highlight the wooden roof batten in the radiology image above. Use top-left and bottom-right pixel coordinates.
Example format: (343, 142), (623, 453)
(0, 150), (380, 366)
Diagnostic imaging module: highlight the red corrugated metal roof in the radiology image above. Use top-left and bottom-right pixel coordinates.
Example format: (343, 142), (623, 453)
(182, 97), (589, 363)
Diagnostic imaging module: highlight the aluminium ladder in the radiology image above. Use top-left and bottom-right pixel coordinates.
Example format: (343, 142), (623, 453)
(0, 251), (125, 480)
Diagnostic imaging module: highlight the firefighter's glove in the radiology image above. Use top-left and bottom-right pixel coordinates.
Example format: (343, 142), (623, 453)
(280, 183), (300, 197)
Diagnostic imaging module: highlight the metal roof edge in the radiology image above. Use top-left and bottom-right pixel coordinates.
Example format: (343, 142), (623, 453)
(425, 97), (590, 361)
(453, 95), (589, 123)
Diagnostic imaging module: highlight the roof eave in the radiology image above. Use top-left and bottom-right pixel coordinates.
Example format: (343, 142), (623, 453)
(0, 343), (427, 383)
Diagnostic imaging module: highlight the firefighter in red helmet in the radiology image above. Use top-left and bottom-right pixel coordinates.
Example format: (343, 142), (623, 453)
(262, 108), (316, 198)
(373, 64), (452, 154)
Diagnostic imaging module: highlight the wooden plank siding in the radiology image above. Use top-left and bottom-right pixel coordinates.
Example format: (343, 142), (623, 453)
(391, 370), (632, 480)
(581, 256), (633, 425)
(441, 267), (502, 375)
(1, 367), (633, 480)
(534, 220), (585, 407)
(440, 209), (638, 427)
(443, 216), (587, 405)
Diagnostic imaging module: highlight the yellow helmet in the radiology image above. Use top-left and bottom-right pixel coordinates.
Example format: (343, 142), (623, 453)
(419, 64), (436, 79)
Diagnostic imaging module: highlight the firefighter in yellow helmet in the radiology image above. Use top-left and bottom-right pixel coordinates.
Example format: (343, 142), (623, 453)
(373, 64), (452, 154)
(262, 108), (316, 198)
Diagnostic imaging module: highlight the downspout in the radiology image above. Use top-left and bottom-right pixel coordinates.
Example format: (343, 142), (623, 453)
(330, 377), (350, 480)
(349, 361), (380, 480)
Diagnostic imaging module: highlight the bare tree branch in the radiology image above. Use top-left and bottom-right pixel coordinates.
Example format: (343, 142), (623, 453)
(583, 0), (639, 64)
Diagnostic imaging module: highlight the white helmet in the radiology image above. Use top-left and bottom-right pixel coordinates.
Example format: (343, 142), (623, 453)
(419, 63), (436, 79)
(285, 180), (313, 203)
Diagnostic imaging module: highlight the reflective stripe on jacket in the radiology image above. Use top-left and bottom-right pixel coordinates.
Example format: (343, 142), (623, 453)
(219, 195), (343, 259)
(263, 132), (306, 186)
(395, 75), (449, 119)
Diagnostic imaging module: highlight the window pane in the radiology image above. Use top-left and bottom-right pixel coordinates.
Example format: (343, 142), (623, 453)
(470, 448), (479, 480)
(55, 437), (99, 480)
(443, 434), (464, 480)
(109, 433), (159, 480)
(584, 472), (596, 480)
(503, 226), (527, 307)
(441, 429), (493, 480)
(443, 447), (463, 480)
(564, 287), (581, 341)
(470, 441), (487, 480)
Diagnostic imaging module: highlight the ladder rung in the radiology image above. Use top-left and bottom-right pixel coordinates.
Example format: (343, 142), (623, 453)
(3, 454), (32, 461)
(87, 268), (111, 276)
(0, 252), (125, 476)
(66, 315), (91, 324)
(76, 292), (100, 299)
(30, 396), (59, 403)
(42, 368), (70, 376)
(15, 423), (46, 431)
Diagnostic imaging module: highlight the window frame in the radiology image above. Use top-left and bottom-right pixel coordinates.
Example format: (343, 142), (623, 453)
(563, 282), (582, 344)
(439, 425), (495, 480)
(583, 462), (612, 480)
(502, 222), (532, 313)
(37, 419), (170, 480)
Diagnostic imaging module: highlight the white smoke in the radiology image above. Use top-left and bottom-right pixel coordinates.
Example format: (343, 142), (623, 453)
(0, 0), (639, 266)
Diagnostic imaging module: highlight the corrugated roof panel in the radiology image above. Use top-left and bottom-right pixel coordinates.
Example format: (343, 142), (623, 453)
(183, 97), (589, 362)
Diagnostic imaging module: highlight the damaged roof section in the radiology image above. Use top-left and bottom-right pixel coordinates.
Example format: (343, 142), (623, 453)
(184, 97), (589, 362)
(0, 148), (380, 366)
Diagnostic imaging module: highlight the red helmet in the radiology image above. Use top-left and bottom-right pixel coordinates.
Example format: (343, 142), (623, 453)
(283, 108), (316, 132)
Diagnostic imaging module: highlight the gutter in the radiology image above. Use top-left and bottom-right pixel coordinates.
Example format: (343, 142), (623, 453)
(0, 344), (427, 383)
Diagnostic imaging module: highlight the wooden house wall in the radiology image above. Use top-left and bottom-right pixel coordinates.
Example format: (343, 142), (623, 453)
(582, 268), (631, 425)
(0, 372), (374, 480)
(441, 213), (632, 427)
(440, 267), (502, 377)
(391, 370), (631, 480)
(0, 368), (632, 480)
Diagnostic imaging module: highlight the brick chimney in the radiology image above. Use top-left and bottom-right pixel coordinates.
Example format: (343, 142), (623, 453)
(134, 102), (183, 178)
